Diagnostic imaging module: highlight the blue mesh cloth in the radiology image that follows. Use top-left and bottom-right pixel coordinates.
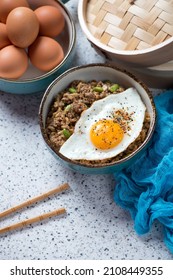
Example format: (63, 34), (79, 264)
(114, 90), (173, 254)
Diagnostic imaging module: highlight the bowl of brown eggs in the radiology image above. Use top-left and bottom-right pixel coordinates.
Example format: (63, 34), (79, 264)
(0, 0), (76, 94)
(39, 63), (156, 174)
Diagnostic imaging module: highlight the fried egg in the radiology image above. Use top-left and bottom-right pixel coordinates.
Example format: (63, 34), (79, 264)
(59, 87), (146, 161)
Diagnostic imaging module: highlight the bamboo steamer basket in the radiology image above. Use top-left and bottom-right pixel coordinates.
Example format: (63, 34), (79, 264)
(135, 60), (173, 88)
(107, 58), (173, 88)
(78, 0), (173, 68)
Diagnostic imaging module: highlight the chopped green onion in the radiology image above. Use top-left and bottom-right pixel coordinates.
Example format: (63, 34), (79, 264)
(64, 104), (72, 112)
(63, 128), (71, 139)
(69, 87), (76, 93)
(109, 84), (119, 92)
(93, 86), (103, 93)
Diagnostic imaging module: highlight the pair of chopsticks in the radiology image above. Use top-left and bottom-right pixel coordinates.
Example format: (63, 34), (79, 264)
(0, 183), (70, 234)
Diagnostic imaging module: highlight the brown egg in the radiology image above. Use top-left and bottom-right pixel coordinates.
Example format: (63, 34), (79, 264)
(0, 45), (28, 79)
(34, 5), (65, 38)
(6, 7), (39, 48)
(28, 36), (64, 72)
(0, 0), (29, 23)
(0, 22), (11, 50)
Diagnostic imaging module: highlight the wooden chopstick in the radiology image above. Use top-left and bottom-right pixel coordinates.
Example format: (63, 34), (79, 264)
(0, 183), (70, 220)
(0, 208), (66, 234)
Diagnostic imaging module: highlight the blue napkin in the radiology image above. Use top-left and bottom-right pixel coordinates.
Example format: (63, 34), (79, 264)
(114, 90), (173, 254)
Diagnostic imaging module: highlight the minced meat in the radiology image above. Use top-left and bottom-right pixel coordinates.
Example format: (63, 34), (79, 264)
(45, 80), (150, 166)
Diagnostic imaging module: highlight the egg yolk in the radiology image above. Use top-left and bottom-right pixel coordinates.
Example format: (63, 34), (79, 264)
(90, 119), (124, 150)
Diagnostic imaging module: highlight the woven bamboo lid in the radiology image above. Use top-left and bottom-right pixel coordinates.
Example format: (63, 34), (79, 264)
(86, 0), (173, 51)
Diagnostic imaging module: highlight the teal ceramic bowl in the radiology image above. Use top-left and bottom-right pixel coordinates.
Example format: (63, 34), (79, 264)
(39, 63), (156, 174)
(0, 0), (75, 94)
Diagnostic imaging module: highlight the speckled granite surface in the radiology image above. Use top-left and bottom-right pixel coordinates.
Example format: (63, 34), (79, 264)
(0, 0), (172, 260)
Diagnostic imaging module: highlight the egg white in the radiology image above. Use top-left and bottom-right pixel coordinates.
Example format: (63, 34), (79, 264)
(59, 87), (146, 161)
